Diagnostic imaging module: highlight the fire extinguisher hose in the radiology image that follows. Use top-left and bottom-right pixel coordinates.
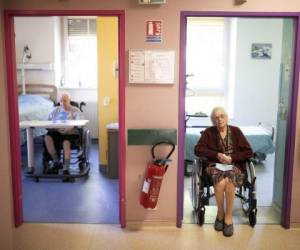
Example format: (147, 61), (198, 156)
(151, 141), (175, 172)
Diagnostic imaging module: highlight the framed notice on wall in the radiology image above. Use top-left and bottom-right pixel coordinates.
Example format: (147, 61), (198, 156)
(129, 50), (175, 84)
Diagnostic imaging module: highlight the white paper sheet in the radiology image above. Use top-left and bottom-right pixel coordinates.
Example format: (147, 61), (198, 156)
(129, 50), (175, 84)
(215, 163), (233, 171)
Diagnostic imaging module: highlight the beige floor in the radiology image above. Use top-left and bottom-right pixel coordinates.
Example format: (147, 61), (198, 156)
(14, 155), (292, 250)
(14, 223), (300, 250)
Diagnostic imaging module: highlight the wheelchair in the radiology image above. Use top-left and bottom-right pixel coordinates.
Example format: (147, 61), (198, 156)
(42, 127), (91, 177)
(191, 157), (257, 227)
(33, 100), (91, 182)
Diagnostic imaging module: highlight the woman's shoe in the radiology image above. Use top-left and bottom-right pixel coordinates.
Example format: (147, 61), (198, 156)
(223, 223), (234, 237)
(214, 218), (224, 231)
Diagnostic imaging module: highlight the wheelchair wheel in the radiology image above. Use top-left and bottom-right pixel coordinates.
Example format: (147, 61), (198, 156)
(249, 208), (257, 227)
(83, 129), (91, 161)
(191, 161), (200, 210)
(79, 162), (85, 172)
(242, 159), (257, 218)
(239, 186), (250, 215)
(197, 206), (205, 226)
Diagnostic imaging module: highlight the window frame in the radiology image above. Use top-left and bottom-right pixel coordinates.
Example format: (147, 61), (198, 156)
(185, 17), (237, 117)
(61, 16), (98, 89)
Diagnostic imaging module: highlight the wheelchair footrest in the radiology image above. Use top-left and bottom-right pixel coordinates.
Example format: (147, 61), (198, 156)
(24, 165), (90, 180)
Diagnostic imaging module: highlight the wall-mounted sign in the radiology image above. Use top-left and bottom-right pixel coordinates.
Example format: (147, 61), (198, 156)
(129, 50), (175, 84)
(146, 20), (162, 43)
(139, 0), (167, 4)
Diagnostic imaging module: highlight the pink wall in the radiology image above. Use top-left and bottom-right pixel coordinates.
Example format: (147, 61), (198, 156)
(291, 85), (300, 225)
(1, 1), (300, 245)
(0, 3), (14, 250)
(125, 6), (180, 220)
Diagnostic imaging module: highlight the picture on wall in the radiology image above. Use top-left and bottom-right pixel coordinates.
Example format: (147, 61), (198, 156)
(251, 43), (272, 59)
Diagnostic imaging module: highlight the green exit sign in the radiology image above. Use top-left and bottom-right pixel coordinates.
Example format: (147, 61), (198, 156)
(139, 0), (166, 4)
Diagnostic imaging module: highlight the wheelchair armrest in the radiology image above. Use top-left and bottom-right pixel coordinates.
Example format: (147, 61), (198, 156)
(197, 156), (208, 162)
(247, 157), (257, 164)
(195, 156), (208, 169)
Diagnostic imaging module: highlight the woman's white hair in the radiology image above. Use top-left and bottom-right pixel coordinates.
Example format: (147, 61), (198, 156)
(210, 106), (228, 123)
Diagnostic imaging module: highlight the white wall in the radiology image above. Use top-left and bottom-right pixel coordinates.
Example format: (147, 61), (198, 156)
(15, 17), (99, 138)
(232, 18), (283, 127)
(14, 17), (56, 85)
(54, 16), (62, 87)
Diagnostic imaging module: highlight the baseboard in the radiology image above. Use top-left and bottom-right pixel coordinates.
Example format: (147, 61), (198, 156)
(272, 201), (281, 214)
(99, 164), (107, 174)
(126, 220), (176, 230)
(91, 138), (98, 144)
(290, 223), (300, 228)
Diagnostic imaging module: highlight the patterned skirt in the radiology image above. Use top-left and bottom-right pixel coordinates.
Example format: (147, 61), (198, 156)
(206, 164), (245, 187)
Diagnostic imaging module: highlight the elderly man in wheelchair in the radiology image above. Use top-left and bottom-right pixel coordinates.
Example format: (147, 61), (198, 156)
(43, 93), (89, 177)
(193, 106), (257, 237)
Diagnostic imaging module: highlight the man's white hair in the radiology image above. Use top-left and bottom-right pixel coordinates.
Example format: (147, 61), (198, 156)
(210, 106), (228, 122)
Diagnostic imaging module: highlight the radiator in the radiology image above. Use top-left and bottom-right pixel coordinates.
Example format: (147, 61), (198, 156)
(83, 101), (98, 139)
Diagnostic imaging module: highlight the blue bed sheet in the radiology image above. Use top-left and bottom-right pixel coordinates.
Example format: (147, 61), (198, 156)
(185, 126), (275, 161)
(19, 94), (54, 144)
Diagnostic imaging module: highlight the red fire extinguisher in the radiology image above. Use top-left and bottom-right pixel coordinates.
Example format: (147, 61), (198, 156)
(140, 141), (175, 209)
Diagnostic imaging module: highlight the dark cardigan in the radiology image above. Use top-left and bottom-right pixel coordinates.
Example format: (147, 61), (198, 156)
(194, 125), (253, 172)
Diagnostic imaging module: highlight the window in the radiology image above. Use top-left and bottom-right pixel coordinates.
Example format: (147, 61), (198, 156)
(62, 17), (97, 88)
(186, 17), (236, 117)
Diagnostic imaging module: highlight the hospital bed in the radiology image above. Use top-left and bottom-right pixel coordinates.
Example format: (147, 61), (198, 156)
(18, 84), (57, 144)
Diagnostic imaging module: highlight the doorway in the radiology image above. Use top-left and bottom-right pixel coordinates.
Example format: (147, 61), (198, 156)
(4, 10), (125, 227)
(177, 12), (300, 228)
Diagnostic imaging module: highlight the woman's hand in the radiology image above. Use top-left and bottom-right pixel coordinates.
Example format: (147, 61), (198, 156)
(223, 154), (232, 164)
(217, 153), (227, 164)
(217, 153), (232, 164)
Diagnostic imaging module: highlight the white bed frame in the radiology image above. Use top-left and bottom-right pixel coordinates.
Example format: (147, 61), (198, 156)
(18, 83), (57, 103)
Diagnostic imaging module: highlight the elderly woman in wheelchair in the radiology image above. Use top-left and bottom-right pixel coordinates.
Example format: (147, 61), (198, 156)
(194, 106), (257, 237)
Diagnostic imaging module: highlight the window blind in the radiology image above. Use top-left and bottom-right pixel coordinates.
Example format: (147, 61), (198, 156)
(67, 18), (96, 36)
